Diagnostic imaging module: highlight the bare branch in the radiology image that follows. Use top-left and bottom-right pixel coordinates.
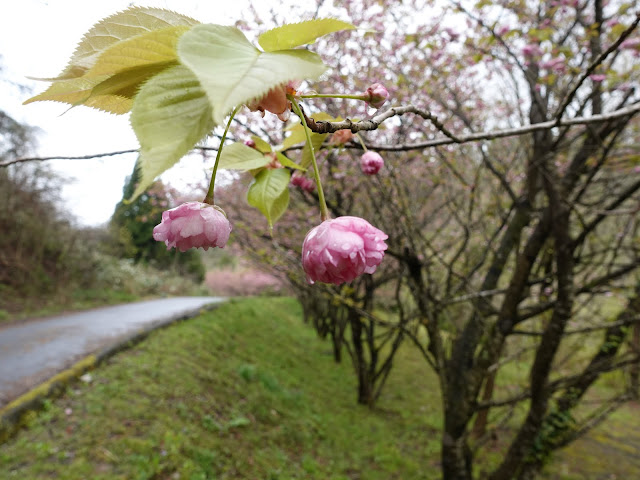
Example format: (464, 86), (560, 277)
(5, 103), (640, 168)
(554, 11), (640, 120)
(318, 103), (640, 151)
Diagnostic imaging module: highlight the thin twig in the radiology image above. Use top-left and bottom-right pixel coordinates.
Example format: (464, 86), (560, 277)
(554, 11), (640, 121)
(4, 103), (640, 167)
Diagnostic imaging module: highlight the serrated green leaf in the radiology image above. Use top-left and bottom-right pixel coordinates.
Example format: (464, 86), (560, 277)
(250, 136), (273, 153)
(90, 61), (176, 98)
(276, 152), (305, 171)
(218, 143), (270, 170)
(178, 24), (327, 124)
(23, 75), (133, 114)
(48, 7), (199, 81)
(25, 62), (175, 114)
(130, 64), (214, 200)
(247, 168), (291, 229)
(282, 128), (307, 150)
(86, 25), (192, 77)
(258, 18), (355, 52)
(302, 133), (328, 169)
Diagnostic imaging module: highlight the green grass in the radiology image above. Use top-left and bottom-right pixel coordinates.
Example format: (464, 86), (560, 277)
(0, 298), (442, 479)
(0, 297), (637, 479)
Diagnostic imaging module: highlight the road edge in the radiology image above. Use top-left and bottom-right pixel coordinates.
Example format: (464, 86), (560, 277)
(0, 298), (225, 445)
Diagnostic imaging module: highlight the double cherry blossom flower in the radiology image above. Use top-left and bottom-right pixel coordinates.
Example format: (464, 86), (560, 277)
(154, 81), (391, 285)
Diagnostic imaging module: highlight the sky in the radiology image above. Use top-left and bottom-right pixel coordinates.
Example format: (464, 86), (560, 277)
(0, 0), (316, 226)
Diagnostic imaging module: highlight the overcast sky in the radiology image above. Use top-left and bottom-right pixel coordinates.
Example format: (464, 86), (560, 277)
(0, 0), (315, 226)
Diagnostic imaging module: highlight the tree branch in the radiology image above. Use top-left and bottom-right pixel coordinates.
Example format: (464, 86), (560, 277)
(554, 11), (640, 120)
(4, 104), (640, 168)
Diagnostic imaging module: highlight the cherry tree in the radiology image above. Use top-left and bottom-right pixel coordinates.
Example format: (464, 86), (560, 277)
(18, 1), (640, 478)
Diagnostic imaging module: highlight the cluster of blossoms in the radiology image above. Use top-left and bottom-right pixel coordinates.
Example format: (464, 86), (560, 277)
(153, 83), (390, 285)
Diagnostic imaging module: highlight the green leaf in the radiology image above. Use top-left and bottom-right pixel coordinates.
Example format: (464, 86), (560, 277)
(250, 136), (273, 153)
(48, 7), (199, 81)
(276, 152), (305, 171)
(302, 133), (328, 169)
(86, 25), (192, 77)
(91, 61), (176, 98)
(178, 24), (327, 124)
(218, 143), (270, 171)
(281, 128), (307, 150)
(24, 62), (172, 114)
(25, 17), (195, 113)
(23, 75), (133, 114)
(258, 18), (356, 52)
(247, 168), (291, 229)
(130, 64), (214, 200)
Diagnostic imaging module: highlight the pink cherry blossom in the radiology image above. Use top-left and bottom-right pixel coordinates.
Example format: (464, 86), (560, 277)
(364, 83), (389, 109)
(444, 27), (460, 40)
(539, 56), (565, 73)
(291, 173), (316, 193)
(360, 151), (384, 175)
(153, 202), (232, 252)
(522, 44), (542, 57)
(291, 173), (315, 192)
(589, 74), (606, 82)
(621, 38), (640, 50)
(302, 216), (388, 285)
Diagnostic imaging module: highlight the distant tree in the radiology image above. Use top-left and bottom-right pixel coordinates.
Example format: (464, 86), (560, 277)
(0, 60), (89, 302)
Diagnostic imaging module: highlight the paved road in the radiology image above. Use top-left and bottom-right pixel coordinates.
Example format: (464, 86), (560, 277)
(0, 297), (224, 407)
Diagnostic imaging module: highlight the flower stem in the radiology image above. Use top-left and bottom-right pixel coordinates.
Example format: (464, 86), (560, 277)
(289, 97), (329, 222)
(355, 132), (368, 152)
(299, 93), (366, 101)
(204, 105), (241, 205)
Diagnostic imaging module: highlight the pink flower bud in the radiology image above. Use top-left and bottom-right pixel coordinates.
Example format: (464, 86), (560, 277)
(244, 139), (257, 148)
(589, 73), (606, 82)
(153, 202), (232, 252)
(291, 173), (316, 192)
(364, 83), (389, 109)
(302, 216), (388, 285)
(360, 151), (384, 175)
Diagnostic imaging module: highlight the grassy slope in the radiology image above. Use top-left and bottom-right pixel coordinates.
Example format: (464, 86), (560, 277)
(0, 297), (637, 479)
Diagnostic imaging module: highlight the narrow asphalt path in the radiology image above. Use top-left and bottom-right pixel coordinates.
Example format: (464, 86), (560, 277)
(0, 297), (224, 408)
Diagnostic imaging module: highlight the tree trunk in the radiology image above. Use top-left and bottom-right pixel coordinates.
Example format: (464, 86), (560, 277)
(630, 322), (639, 399)
(472, 369), (497, 439)
(349, 310), (374, 406)
(442, 429), (473, 480)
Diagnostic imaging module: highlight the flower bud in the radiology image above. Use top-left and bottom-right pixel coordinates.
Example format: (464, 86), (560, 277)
(360, 151), (384, 175)
(364, 83), (389, 109)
